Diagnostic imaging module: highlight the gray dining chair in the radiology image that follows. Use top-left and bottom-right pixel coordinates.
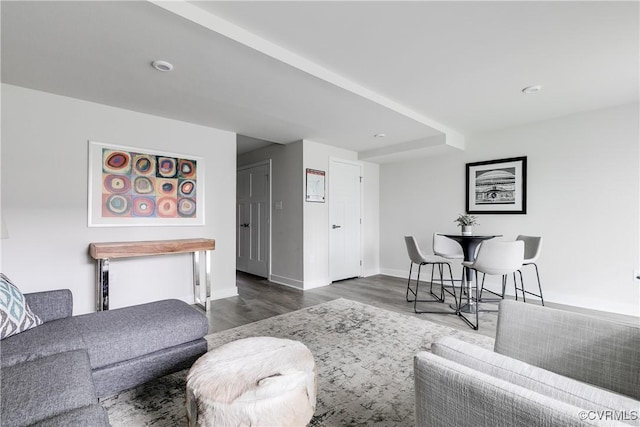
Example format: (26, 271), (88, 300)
(404, 236), (458, 314)
(433, 232), (464, 285)
(433, 232), (464, 260)
(461, 240), (524, 330)
(514, 235), (544, 305)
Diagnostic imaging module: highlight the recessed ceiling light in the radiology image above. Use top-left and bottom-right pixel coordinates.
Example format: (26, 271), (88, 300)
(151, 60), (174, 72)
(522, 85), (542, 94)
(374, 133), (386, 138)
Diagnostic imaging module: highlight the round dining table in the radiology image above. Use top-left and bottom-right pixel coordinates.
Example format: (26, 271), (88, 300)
(440, 234), (501, 313)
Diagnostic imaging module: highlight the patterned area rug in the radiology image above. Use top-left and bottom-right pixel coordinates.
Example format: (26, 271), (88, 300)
(102, 298), (494, 426)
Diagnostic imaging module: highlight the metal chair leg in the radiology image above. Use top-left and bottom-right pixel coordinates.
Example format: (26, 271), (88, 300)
(428, 264), (444, 302)
(502, 275), (508, 299)
(414, 264), (422, 306)
(412, 262), (459, 315)
(444, 263), (458, 310)
(518, 270), (526, 302)
(407, 263), (441, 304)
(457, 267), (466, 317)
(533, 263), (544, 306)
(478, 273), (505, 302)
(457, 267), (504, 331)
(406, 262), (414, 302)
(429, 264), (435, 295)
(515, 263), (544, 305)
(438, 263), (453, 303)
(457, 267), (480, 330)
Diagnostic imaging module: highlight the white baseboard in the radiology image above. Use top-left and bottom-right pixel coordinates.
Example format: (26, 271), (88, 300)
(270, 274), (304, 290)
(381, 268), (520, 299)
(270, 275), (332, 290)
(380, 267), (465, 284)
(210, 287), (239, 301)
(361, 268), (381, 278)
(380, 268), (408, 279)
(303, 279), (331, 290)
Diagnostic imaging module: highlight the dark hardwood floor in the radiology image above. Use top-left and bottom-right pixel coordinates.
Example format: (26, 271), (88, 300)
(206, 272), (639, 338)
(207, 272), (505, 338)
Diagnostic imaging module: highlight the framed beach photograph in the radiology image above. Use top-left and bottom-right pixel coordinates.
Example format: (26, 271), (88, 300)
(88, 141), (205, 227)
(466, 156), (527, 214)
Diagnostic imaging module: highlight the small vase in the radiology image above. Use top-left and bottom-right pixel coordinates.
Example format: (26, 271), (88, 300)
(462, 226), (473, 236)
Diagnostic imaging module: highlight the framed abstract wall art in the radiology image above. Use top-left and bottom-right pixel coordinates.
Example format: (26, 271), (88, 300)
(88, 141), (205, 226)
(466, 156), (527, 214)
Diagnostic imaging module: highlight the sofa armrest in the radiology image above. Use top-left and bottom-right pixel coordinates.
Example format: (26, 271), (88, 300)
(495, 300), (640, 400)
(24, 290), (73, 323)
(414, 351), (616, 427)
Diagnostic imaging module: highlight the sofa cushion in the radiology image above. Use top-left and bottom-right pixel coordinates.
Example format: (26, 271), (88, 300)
(432, 336), (639, 425)
(75, 299), (208, 369)
(0, 350), (98, 427)
(24, 289), (73, 324)
(0, 316), (85, 368)
(0, 273), (42, 339)
(28, 404), (110, 427)
(92, 338), (207, 398)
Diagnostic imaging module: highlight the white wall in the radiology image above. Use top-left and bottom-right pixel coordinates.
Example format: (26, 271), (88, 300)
(1, 84), (238, 314)
(362, 161), (380, 277)
(303, 142), (380, 286)
(239, 139), (380, 289)
(380, 103), (640, 316)
(302, 140), (358, 288)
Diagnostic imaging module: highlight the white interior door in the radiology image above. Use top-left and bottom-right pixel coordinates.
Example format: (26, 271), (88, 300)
(237, 169), (250, 273)
(329, 160), (362, 281)
(236, 163), (270, 278)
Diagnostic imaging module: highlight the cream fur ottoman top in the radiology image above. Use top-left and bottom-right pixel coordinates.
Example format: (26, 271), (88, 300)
(186, 337), (316, 427)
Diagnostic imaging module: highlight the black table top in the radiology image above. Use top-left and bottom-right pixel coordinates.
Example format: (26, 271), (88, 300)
(440, 234), (501, 240)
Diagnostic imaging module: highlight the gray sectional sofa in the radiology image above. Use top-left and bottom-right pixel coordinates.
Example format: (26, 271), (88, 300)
(1, 289), (209, 426)
(415, 300), (640, 427)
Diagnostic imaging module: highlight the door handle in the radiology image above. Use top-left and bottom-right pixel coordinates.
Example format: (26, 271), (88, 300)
(332, 224), (341, 229)
(240, 223), (250, 228)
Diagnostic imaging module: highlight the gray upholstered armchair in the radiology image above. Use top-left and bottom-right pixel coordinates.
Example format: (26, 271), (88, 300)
(414, 300), (640, 426)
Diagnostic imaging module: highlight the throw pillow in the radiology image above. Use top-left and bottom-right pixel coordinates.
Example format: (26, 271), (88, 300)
(0, 273), (42, 339)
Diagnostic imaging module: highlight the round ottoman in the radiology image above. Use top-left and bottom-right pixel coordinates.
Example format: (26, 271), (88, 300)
(186, 337), (316, 427)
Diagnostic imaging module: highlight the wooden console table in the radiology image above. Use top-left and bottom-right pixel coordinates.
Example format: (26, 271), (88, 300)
(89, 238), (215, 311)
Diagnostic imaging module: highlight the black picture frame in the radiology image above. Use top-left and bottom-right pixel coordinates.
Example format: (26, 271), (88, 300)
(466, 156), (527, 214)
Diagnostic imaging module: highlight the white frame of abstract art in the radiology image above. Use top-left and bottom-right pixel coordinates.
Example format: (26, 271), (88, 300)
(88, 140), (205, 227)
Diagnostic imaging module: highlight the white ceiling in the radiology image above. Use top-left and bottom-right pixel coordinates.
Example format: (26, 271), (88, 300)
(2, 1), (638, 161)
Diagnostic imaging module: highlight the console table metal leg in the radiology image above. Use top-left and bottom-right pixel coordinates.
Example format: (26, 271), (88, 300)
(205, 250), (212, 304)
(193, 251), (203, 310)
(96, 258), (109, 311)
(193, 250), (211, 311)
